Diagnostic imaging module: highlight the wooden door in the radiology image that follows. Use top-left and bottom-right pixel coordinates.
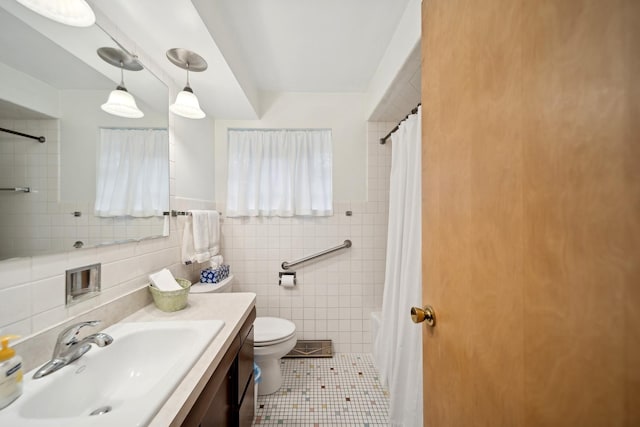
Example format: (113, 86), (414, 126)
(421, 1), (639, 426)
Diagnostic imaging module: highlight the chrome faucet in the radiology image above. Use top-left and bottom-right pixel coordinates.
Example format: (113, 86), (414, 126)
(33, 320), (113, 379)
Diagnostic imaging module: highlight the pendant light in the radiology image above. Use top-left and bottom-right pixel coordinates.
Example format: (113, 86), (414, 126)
(15, 0), (95, 27)
(97, 47), (144, 119)
(166, 48), (207, 119)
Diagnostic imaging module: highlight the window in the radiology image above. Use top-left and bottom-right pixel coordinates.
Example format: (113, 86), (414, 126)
(226, 129), (332, 217)
(94, 128), (169, 217)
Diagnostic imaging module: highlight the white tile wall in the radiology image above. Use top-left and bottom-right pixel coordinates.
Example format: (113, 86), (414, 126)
(0, 119), (60, 259)
(0, 119), (188, 336)
(218, 122), (395, 353)
(0, 212), (190, 338)
(0, 120), (398, 350)
(369, 43), (421, 123)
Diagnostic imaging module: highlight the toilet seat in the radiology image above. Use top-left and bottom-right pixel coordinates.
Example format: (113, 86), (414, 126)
(254, 317), (296, 347)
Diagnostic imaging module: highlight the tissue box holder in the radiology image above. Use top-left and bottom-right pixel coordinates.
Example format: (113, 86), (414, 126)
(200, 265), (230, 284)
(148, 278), (191, 312)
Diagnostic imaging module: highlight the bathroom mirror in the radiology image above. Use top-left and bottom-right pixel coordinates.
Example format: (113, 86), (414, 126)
(0, 3), (169, 261)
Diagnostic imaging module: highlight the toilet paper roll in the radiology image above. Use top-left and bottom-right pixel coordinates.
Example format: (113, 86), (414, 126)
(280, 274), (296, 288)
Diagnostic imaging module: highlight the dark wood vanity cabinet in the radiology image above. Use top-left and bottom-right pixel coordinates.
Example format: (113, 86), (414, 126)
(182, 307), (256, 427)
(236, 319), (255, 427)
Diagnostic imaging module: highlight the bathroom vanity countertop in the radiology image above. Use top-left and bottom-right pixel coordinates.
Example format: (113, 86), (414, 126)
(119, 291), (256, 427)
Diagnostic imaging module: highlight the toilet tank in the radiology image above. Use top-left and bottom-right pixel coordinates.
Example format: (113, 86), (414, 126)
(190, 274), (234, 293)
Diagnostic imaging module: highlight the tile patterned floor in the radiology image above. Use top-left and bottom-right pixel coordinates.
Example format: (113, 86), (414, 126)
(253, 353), (389, 426)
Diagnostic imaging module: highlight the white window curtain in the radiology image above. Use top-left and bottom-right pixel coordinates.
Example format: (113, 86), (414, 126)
(95, 128), (169, 217)
(226, 129), (333, 217)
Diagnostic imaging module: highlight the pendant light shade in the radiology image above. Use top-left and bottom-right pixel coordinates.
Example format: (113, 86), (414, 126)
(166, 48), (208, 120)
(16, 0), (95, 27)
(170, 86), (205, 119)
(101, 87), (144, 118)
(97, 47), (144, 119)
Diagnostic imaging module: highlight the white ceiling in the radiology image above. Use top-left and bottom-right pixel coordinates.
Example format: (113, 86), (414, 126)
(0, 99), (52, 119)
(1, 1), (416, 121)
(193, 0), (410, 92)
(0, 0), (169, 116)
(91, 0), (412, 119)
(0, 7), (113, 91)
(89, 0), (261, 120)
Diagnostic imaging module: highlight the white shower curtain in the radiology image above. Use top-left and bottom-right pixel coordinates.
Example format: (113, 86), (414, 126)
(374, 107), (423, 427)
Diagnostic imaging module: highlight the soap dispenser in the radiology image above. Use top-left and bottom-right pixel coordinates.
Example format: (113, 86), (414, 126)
(0, 335), (23, 409)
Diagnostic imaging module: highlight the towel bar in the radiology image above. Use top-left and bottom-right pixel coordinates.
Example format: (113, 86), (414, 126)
(0, 187), (31, 193)
(168, 210), (221, 216)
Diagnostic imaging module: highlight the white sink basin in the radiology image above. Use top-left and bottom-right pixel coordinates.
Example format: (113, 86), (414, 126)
(0, 320), (224, 426)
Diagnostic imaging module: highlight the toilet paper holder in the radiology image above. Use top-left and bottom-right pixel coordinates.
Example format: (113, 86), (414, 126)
(279, 271), (297, 286)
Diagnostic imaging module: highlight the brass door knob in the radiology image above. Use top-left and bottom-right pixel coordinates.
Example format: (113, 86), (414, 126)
(411, 305), (436, 327)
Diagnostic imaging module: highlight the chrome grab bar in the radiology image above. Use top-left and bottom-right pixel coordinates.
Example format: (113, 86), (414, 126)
(0, 187), (31, 193)
(282, 240), (352, 270)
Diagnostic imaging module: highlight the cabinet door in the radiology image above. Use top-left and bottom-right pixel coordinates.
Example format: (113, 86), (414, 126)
(238, 373), (255, 427)
(237, 325), (254, 404)
(183, 307), (256, 427)
(182, 336), (240, 427)
(200, 371), (232, 427)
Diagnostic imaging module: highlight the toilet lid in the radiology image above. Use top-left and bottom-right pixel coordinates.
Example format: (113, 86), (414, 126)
(254, 317), (296, 344)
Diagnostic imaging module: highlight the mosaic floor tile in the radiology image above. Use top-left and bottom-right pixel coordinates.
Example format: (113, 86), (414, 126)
(253, 353), (389, 426)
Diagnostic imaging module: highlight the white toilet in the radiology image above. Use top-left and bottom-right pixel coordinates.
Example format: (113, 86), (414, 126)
(253, 317), (297, 395)
(190, 275), (296, 395)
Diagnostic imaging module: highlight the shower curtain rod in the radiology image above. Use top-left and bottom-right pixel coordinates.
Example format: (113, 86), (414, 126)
(379, 103), (421, 145)
(0, 127), (46, 143)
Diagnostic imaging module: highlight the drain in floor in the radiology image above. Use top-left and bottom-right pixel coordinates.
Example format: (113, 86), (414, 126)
(283, 339), (333, 358)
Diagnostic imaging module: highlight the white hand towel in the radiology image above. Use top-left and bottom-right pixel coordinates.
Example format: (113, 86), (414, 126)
(149, 268), (182, 291)
(181, 216), (196, 264)
(209, 255), (224, 269)
(191, 210), (211, 263)
(207, 210), (220, 256)
(162, 215), (169, 236)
